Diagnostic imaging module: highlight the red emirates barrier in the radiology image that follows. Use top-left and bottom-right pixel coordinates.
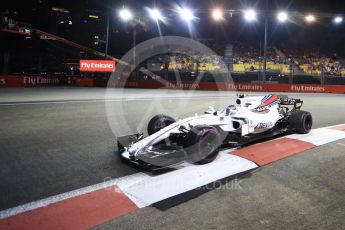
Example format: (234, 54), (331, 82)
(2, 76), (345, 94)
(0, 75), (63, 87)
(104, 80), (345, 94)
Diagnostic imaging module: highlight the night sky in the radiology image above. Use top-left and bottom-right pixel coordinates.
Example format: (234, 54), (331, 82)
(1, 0), (345, 56)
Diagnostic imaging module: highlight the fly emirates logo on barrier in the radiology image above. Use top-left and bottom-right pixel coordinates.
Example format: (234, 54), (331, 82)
(79, 60), (116, 72)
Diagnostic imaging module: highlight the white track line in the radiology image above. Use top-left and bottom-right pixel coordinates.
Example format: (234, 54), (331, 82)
(0, 96), (234, 106)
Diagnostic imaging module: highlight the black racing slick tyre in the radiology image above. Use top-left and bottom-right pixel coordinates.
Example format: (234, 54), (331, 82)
(184, 125), (221, 164)
(147, 115), (176, 135)
(289, 110), (313, 134)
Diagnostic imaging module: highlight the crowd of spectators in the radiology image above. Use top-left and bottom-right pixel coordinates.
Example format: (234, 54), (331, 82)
(282, 48), (344, 76)
(146, 41), (296, 73)
(145, 41), (345, 77)
(145, 40), (228, 72)
(147, 51), (223, 72)
(233, 43), (288, 65)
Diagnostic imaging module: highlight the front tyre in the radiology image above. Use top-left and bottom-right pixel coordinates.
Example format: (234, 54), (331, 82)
(289, 110), (313, 134)
(184, 125), (221, 164)
(147, 115), (176, 135)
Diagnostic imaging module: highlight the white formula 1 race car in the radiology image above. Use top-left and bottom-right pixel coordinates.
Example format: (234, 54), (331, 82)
(117, 94), (312, 170)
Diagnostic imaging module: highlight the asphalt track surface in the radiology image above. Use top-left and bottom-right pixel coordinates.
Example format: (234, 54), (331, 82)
(1, 87), (345, 229)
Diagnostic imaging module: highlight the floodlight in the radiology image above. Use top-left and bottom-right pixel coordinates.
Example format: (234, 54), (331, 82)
(305, 14), (316, 23)
(148, 8), (162, 21)
(244, 9), (257, 22)
(334, 16), (343, 24)
(212, 8), (224, 21)
(119, 8), (133, 21)
(277, 11), (288, 22)
(179, 8), (195, 22)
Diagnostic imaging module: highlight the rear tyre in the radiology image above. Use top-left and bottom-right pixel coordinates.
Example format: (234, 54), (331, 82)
(289, 110), (313, 134)
(147, 115), (176, 135)
(184, 125), (221, 164)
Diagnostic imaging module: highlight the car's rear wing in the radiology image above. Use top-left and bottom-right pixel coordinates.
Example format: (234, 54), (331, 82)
(280, 97), (303, 109)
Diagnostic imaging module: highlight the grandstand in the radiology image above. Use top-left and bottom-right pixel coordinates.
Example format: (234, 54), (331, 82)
(144, 42), (292, 75)
(281, 48), (345, 77)
(130, 40), (345, 85)
(233, 43), (298, 75)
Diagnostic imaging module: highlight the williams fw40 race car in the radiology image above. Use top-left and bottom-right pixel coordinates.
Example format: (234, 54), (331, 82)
(117, 94), (313, 170)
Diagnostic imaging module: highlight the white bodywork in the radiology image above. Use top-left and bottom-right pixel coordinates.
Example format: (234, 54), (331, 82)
(123, 95), (285, 159)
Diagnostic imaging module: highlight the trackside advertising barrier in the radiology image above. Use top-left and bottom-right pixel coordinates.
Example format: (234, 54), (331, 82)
(0, 75), (63, 87)
(2, 76), (345, 94)
(77, 79), (345, 94)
